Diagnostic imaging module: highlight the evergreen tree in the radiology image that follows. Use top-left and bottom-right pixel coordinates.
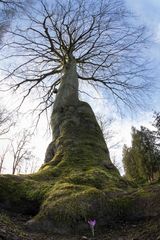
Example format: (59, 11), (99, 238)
(122, 126), (160, 182)
(153, 112), (160, 147)
(122, 144), (140, 181)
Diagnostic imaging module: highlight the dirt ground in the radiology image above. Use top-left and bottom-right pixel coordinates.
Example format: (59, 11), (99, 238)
(0, 210), (160, 240)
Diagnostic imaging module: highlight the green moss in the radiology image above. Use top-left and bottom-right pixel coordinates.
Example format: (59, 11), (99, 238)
(36, 186), (103, 223)
(0, 174), (53, 215)
(0, 212), (13, 225)
(0, 211), (29, 238)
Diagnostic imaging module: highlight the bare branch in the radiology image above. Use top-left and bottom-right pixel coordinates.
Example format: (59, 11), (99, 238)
(0, 0), (151, 116)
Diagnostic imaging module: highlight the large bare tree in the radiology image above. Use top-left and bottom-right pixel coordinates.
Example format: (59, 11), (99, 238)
(0, 1), (158, 234)
(0, 0), (150, 118)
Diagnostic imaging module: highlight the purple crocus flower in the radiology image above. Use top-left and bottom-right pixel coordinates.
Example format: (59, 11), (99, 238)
(88, 219), (96, 227)
(88, 219), (96, 237)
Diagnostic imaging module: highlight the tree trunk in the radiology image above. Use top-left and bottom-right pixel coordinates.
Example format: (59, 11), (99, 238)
(53, 57), (79, 111)
(47, 57), (79, 151)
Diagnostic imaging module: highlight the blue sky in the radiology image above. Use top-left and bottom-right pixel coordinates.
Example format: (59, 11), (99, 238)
(123, 0), (160, 113)
(125, 0), (160, 88)
(126, 0), (160, 23)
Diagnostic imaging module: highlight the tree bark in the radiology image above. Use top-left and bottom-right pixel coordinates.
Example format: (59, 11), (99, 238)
(53, 57), (79, 111)
(50, 57), (79, 147)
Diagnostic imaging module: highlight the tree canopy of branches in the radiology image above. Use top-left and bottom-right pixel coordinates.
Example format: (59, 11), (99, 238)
(122, 126), (160, 182)
(0, 0), (150, 117)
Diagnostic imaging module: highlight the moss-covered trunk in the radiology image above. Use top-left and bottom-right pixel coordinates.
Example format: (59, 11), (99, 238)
(44, 57), (115, 168)
(51, 57), (79, 150)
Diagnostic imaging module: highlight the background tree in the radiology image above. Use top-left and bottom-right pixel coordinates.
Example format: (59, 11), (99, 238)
(0, 127), (39, 174)
(0, 107), (13, 173)
(0, 0), (150, 120)
(0, 145), (9, 173)
(122, 126), (160, 182)
(97, 114), (122, 171)
(153, 112), (160, 146)
(0, 107), (13, 135)
(154, 112), (160, 131)
(10, 129), (34, 175)
(122, 144), (140, 181)
(97, 114), (120, 148)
